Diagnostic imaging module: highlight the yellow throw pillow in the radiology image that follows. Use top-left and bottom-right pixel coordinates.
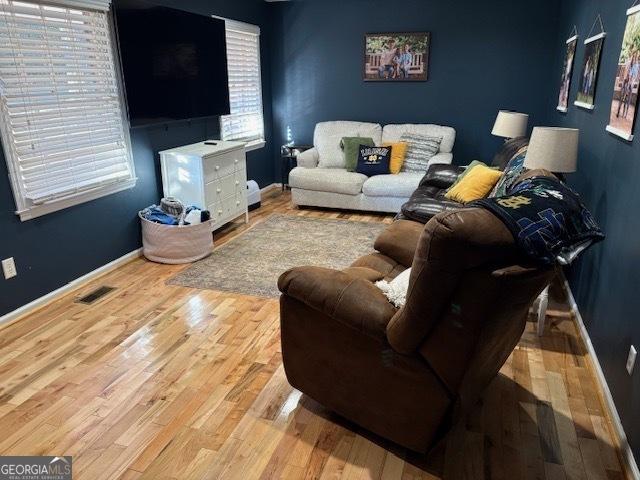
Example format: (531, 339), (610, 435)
(382, 142), (408, 174)
(444, 164), (503, 203)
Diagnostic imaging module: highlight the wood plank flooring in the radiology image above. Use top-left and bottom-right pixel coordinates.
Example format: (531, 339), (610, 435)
(0, 188), (627, 479)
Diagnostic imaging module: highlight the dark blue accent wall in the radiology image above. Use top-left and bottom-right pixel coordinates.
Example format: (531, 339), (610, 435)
(553, 0), (640, 463)
(270, 0), (561, 174)
(0, 0), (276, 316)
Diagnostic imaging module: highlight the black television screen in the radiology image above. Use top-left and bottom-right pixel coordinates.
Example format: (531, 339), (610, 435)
(113, 0), (230, 126)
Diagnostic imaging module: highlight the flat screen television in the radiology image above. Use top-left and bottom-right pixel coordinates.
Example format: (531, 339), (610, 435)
(113, 0), (230, 127)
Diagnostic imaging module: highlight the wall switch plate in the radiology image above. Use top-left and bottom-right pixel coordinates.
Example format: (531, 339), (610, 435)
(627, 345), (637, 376)
(2, 257), (17, 279)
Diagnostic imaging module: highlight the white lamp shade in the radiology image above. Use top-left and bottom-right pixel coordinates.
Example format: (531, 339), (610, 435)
(491, 111), (529, 139)
(524, 127), (578, 173)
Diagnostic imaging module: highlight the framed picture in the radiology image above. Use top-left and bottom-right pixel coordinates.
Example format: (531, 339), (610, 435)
(606, 4), (640, 141)
(557, 34), (578, 112)
(574, 32), (605, 110)
(364, 32), (430, 81)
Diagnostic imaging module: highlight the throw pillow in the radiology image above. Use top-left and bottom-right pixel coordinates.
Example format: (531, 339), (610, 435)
(356, 145), (392, 177)
(376, 268), (411, 308)
(340, 137), (375, 172)
(382, 142), (408, 174)
(489, 145), (528, 197)
(444, 164), (503, 203)
(399, 133), (442, 173)
(447, 160), (492, 190)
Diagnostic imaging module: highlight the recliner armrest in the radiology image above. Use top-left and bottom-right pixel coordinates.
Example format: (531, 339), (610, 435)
(278, 266), (397, 340)
(296, 147), (319, 168)
(419, 164), (465, 189)
(374, 219), (424, 268)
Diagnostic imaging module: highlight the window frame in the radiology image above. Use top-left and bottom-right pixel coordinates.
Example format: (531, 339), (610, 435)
(0, 2), (136, 221)
(216, 17), (265, 151)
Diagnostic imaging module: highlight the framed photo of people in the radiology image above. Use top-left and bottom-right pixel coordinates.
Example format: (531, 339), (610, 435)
(606, 4), (640, 141)
(364, 32), (430, 82)
(574, 32), (606, 110)
(557, 33), (578, 112)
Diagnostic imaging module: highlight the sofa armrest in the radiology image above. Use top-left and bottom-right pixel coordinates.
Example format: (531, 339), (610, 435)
(428, 152), (453, 166)
(419, 164), (465, 189)
(296, 147), (319, 168)
(278, 266), (397, 340)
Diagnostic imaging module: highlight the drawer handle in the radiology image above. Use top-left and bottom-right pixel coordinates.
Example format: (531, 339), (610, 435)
(234, 159), (238, 164)
(236, 200), (240, 205)
(215, 165), (220, 171)
(216, 188), (221, 194)
(218, 209), (223, 215)
(235, 180), (239, 185)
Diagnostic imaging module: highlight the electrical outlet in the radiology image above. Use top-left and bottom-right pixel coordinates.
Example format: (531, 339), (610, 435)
(2, 257), (17, 279)
(627, 346), (637, 376)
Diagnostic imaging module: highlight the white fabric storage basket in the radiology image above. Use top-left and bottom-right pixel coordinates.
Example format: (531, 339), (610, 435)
(139, 213), (213, 264)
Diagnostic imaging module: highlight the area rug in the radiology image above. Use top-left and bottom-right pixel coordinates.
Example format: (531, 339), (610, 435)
(167, 214), (387, 298)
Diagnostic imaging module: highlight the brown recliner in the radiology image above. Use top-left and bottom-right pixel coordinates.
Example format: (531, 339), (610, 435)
(278, 184), (555, 453)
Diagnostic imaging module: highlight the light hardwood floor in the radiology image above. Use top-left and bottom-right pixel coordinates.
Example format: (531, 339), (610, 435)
(0, 188), (627, 480)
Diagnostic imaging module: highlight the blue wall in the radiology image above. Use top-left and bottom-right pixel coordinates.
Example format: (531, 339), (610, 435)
(0, 0), (276, 316)
(553, 0), (640, 463)
(270, 0), (560, 173)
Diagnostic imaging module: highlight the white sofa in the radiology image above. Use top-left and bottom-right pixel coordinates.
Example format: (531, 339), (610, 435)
(289, 121), (456, 213)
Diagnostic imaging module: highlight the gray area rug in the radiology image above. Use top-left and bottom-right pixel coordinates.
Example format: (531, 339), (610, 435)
(167, 214), (387, 298)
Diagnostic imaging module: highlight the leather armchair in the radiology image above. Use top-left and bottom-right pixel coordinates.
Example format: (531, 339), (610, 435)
(279, 202), (554, 453)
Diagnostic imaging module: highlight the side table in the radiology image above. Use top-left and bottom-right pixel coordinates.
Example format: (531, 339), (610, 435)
(281, 145), (313, 191)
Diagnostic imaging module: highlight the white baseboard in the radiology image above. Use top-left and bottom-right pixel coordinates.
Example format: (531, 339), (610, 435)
(563, 278), (640, 480)
(260, 183), (281, 193)
(0, 248), (143, 329)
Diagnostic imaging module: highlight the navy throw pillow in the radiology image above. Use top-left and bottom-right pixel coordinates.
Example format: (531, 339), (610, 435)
(356, 145), (391, 176)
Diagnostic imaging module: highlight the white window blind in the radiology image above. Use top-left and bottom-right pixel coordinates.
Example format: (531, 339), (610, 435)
(220, 20), (264, 144)
(0, 0), (135, 220)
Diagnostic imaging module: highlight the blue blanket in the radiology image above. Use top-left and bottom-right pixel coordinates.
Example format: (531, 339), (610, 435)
(470, 176), (604, 266)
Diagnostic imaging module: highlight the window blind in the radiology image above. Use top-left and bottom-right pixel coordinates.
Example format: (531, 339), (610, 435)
(0, 0), (135, 219)
(220, 21), (264, 143)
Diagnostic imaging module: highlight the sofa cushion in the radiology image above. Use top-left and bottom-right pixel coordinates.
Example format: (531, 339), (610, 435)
(362, 172), (423, 198)
(382, 124), (456, 153)
(289, 166), (367, 195)
(314, 121), (383, 169)
(342, 266), (385, 282)
(351, 252), (401, 279)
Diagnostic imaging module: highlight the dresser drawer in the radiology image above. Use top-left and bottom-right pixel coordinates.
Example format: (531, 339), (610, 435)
(203, 152), (244, 183)
(204, 169), (246, 203)
(208, 192), (247, 225)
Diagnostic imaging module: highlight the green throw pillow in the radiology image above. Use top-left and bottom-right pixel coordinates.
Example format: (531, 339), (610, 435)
(341, 137), (375, 172)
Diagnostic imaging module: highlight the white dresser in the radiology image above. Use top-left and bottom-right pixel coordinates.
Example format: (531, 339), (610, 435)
(159, 141), (249, 231)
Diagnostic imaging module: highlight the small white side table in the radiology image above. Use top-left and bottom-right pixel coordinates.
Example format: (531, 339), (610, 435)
(533, 285), (550, 336)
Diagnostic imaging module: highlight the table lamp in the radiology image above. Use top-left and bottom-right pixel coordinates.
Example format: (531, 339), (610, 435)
(523, 127), (579, 337)
(491, 111), (529, 140)
(523, 127), (578, 174)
